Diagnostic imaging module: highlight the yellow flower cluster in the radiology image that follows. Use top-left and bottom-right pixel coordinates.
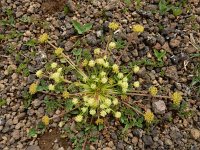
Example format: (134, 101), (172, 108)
(36, 70), (43, 78)
(42, 115), (50, 125)
(171, 91), (182, 106)
(38, 33), (49, 43)
(108, 22), (119, 30)
(55, 47), (64, 56)
(149, 86), (158, 96)
(132, 24), (144, 33)
(29, 83), (37, 95)
(144, 110), (154, 124)
(109, 42), (116, 49)
(133, 65), (140, 73)
(62, 91), (70, 98)
(118, 77), (129, 93)
(112, 64), (119, 73)
(50, 68), (63, 83)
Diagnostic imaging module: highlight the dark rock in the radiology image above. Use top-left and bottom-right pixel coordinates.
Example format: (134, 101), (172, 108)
(169, 38), (180, 48)
(146, 35), (157, 46)
(66, 0), (76, 12)
(132, 129), (143, 138)
(27, 145), (41, 150)
(0, 117), (5, 126)
(105, 11), (113, 17)
(111, 132), (118, 140)
(64, 41), (74, 51)
(156, 35), (165, 46)
(143, 135), (153, 146)
(170, 55), (179, 64)
(86, 34), (97, 46)
(21, 45), (28, 51)
(117, 141), (124, 149)
(165, 66), (178, 80)
(170, 131), (183, 141)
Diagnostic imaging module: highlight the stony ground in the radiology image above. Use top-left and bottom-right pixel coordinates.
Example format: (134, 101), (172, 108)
(0, 0), (200, 150)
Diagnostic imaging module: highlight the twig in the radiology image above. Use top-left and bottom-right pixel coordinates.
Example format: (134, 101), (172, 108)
(127, 92), (170, 99)
(50, 105), (80, 120)
(0, 55), (10, 58)
(121, 101), (143, 115)
(82, 117), (93, 150)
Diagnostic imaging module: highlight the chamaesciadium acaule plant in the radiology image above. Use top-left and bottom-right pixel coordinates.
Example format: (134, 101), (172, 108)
(28, 22), (190, 136)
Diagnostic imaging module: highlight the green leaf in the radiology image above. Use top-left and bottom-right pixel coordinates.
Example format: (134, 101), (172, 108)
(0, 99), (6, 107)
(159, 0), (171, 15)
(25, 39), (37, 47)
(82, 23), (93, 32)
(65, 99), (73, 111)
(28, 128), (37, 137)
(172, 7), (182, 16)
(72, 20), (92, 34)
(72, 20), (83, 34)
(154, 49), (166, 62)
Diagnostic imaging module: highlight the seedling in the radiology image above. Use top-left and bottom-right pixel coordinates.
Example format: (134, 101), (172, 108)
(72, 20), (93, 34)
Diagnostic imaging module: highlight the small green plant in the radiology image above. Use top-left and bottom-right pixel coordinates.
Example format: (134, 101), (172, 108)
(0, 9), (15, 27)
(0, 99), (6, 107)
(26, 22), (190, 149)
(153, 49), (166, 67)
(158, 0), (183, 16)
(72, 20), (93, 34)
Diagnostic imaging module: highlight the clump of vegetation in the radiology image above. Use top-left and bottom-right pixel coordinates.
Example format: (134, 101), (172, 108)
(27, 22), (190, 147)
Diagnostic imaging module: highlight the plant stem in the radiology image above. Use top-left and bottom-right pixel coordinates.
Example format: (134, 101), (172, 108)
(121, 101), (143, 115)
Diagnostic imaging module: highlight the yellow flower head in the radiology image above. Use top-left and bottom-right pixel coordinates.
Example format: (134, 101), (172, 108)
(48, 84), (55, 91)
(171, 91), (182, 106)
(94, 48), (101, 55)
(144, 110), (154, 124)
(89, 109), (96, 115)
(132, 24), (144, 33)
(113, 98), (118, 105)
(109, 42), (116, 49)
(62, 91), (70, 99)
(101, 77), (108, 84)
(38, 33), (49, 43)
(82, 59), (88, 67)
(149, 86), (158, 97)
(50, 72), (61, 83)
(75, 115), (83, 122)
(112, 64), (119, 73)
(133, 65), (140, 73)
(51, 62), (57, 69)
(133, 81), (140, 88)
(115, 112), (121, 118)
(88, 60), (95, 67)
(29, 83), (37, 95)
(108, 22), (119, 30)
(55, 47), (64, 56)
(100, 110), (107, 117)
(95, 118), (104, 125)
(36, 70), (43, 78)
(42, 115), (50, 125)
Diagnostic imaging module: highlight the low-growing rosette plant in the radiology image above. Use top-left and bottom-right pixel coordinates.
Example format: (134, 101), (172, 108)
(28, 23), (190, 131)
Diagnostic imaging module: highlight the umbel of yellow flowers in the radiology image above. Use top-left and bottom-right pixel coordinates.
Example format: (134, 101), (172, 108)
(38, 33), (49, 43)
(144, 110), (154, 124)
(132, 24), (144, 33)
(42, 115), (50, 125)
(108, 22), (119, 30)
(29, 83), (37, 95)
(171, 91), (182, 106)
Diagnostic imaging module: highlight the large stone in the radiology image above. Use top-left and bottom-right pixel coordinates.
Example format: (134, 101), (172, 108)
(165, 66), (178, 80)
(152, 100), (166, 114)
(142, 135), (153, 146)
(190, 128), (200, 140)
(26, 145), (41, 150)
